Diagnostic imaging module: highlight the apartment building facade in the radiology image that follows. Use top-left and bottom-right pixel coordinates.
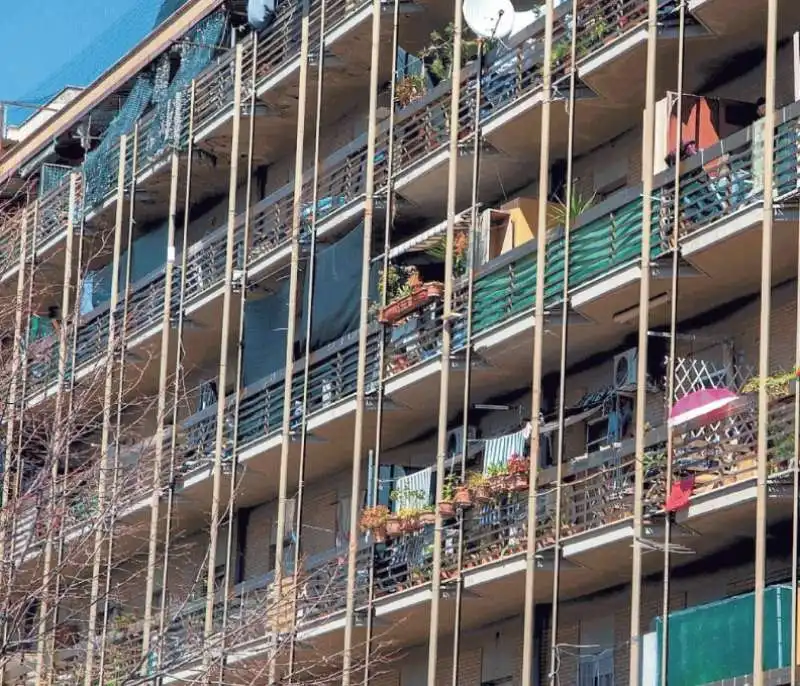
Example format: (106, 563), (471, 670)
(0, 0), (799, 684)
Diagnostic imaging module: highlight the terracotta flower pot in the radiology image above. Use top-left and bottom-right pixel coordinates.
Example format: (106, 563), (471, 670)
(386, 516), (402, 537)
(419, 511), (436, 526)
(454, 486), (473, 508)
(473, 484), (492, 503)
(488, 475), (509, 495)
(401, 516), (420, 533)
(372, 525), (387, 543)
(510, 474), (529, 492)
(439, 501), (456, 518)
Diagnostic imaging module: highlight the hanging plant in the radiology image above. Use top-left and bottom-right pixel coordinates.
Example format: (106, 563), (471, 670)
(507, 453), (530, 491)
(359, 504), (390, 542)
(395, 73), (426, 107)
(419, 24), (492, 84)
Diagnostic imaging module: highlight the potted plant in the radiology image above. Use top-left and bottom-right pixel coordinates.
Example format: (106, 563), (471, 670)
(385, 513), (403, 538)
(420, 23), (484, 84)
(425, 230), (470, 278)
(486, 463), (510, 495)
(507, 453), (530, 491)
(467, 471), (492, 503)
(440, 474), (458, 518)
(419, 506), (436, 526)
(453, 480), (473, 508)
(549, 190), (596, 229)
(395, 73), (426, 107)
(359, 504), (390, 542)
(550, 37), (572, 73)
(398, 507), (422, 533)
(378, 264), (445, 325)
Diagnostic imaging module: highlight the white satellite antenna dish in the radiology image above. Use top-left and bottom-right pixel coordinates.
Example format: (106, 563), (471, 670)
(509, 8), (540, 36)
(462, 0), (515, 39)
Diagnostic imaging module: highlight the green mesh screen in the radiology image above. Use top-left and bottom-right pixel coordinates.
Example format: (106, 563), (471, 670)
(39, 164), (72, 198)
(84, 74), (155, 209)
(654, 584), (792, 686)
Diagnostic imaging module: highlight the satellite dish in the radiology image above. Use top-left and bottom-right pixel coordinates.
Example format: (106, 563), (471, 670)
(509, 8), (540, 36)
(462, 0), (515, 39)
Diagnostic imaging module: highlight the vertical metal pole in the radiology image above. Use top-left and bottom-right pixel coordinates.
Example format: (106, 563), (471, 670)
(271, 0), (310, 679)
(33, 175), (76, 686)
(548, 0), (579, 679)
(426, 1), (464, 681)
(83, 134), (128, 686)
(0, 204), (30, 686)
(793, 33), (800, 102)
(521, 0), (553, 683)
(217, 36), (258, 684)
(754, 0), (778, 683)
(287, 0), (326, 670)
(362, 2), (400, 679)
(157, 80), (198, 672)
(660, 6), (687, 686)
(341, 0), (382, 677)
(450, 39), (484, 686)
(629, 0), (658, 683)
(142, 149), (181, 663)
(205, 43), (244, 657)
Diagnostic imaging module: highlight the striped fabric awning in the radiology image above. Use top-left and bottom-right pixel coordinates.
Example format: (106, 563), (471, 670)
(392, 467), (433, 512)
(482, 429), (527, 475)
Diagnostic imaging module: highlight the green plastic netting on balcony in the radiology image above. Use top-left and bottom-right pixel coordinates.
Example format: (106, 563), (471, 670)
(653, 584), (792, 686)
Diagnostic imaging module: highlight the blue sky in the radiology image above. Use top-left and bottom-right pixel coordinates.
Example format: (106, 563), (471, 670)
(0, 0), (162, 123)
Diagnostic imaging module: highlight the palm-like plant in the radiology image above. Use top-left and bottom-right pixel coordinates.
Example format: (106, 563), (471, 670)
(548, 190), (596, 228)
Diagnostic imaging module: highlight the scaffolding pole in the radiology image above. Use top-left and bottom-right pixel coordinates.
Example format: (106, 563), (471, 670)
(754, 0), (779, 682)
(217, 32), (259, 686)
(270, 0), (310, 678)
(629, 1), (659, 684)
(548, 0), (579, 678)
(0, 202), (31, 686)
(660, 5), (687, 686)
(157, 80), (198, 672)
(83, 133), (128, 686)
(287, 0), (326, 672)
(521, 0), (553, 682)
(342, 0), (382, 677)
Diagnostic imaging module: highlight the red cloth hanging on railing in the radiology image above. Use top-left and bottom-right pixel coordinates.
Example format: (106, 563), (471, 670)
(665, 476), (695, 512)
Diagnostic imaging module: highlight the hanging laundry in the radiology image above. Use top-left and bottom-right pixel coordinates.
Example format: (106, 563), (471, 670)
(482, 429), (527, 475)
(392, 468), (433, 512)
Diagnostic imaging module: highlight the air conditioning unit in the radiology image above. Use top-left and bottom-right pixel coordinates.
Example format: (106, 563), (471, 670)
(613, 348), (638, 391)
(447, 426), (478, 458)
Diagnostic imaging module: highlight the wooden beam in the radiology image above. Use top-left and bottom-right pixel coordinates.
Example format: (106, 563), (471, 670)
(0, 0), (225, 185)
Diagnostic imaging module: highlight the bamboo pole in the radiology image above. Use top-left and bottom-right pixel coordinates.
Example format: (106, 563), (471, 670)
(142, 148), (181, 665)
(37, 182), (77, 686)
(449, 36), (485, 686)
(792, 30), (800, 686)
(287, 0), (326, 671)
(83, 133), (128, 686)
(660, 7), (687, 686)
(204, 43), (244, 664)
(270, 0), (310, 679)
(426, 0), (464, 680)
(521, 0), (553, 682)
(361, 1), (400, 679)
(548, 0), (579, 678)
(37, 173), (79, 684)
(629, 1), (658, 684)
(99, 126), (140, 681)
(341, 0), (382, 677)
(216, 33), (259, 684)
(157, 80), (198, 672)
(754, 0), (778, 682)
(0, 201), (31, 686)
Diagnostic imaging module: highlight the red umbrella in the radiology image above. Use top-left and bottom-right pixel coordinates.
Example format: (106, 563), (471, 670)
(669, 387), (739, 428)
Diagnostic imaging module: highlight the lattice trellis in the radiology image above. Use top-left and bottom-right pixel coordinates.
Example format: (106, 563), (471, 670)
(673, 355), (754, 401)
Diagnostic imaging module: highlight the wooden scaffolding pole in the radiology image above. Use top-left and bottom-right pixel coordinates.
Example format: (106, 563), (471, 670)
(341, 0), (382, 678)
(521, 0), (553, 682)
(83, 133), (128, 686)
(270, 0), (311, 679)
(142, 147), (182, 663)
(0, 201), (31, 686)
(754, 0), (779, 683)
(204, 42), (244, 662)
